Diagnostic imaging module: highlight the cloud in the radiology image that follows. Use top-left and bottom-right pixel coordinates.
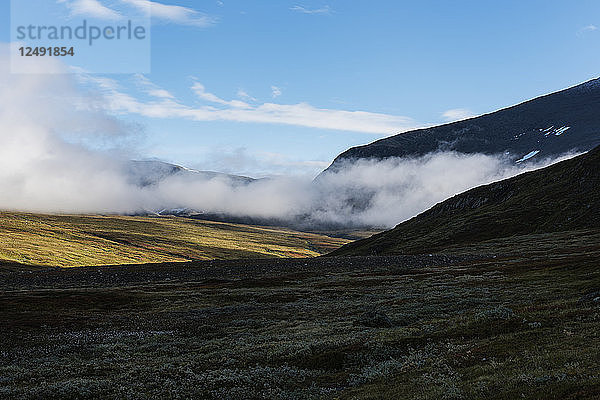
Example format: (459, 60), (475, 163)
(201, 148), (329, 177)
(58, 0), (216, 26)
(309, 151), (578, 227)
(191, 81), (250, 108)
(57, 0), (122, 20)
(237, 89), (257, 102)
(578, 25), (598, 36)
(441, 108), (476, 122)
(120, 0), (217, 27)
(271, 86), (282, 98)
(290, 5), (332, 15)
(0, 44), (146, 214)
(134, 74), (175, 99)
(0, 45), (578, 227)
(86, 76), (421, 135)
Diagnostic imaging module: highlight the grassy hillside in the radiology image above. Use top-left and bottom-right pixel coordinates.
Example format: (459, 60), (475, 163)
(332, 146), (600, 256)
(0, 212), (349, 267)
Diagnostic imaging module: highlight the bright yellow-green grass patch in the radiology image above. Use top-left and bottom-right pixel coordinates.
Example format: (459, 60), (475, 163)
(0, 212), (350, 267)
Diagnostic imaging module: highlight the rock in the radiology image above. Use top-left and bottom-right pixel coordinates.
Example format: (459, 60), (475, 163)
(354, 310), (394, 328)
(577, 289), (600, 305)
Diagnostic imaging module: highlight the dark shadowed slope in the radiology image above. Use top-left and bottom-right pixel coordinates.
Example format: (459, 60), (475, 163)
(331, 145), (600, 256)
(324, 78), (600, 174)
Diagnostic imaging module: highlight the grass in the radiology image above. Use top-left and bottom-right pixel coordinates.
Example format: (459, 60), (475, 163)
(1, 234), (599, 399)
(0, 212), (349, 267)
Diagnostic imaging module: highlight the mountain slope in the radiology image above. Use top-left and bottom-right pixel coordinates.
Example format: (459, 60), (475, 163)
(324, 78), (600, 173)
(331, 145), (600, 256)
(126, 160), (254, 187)
(0, 212), (349, 267)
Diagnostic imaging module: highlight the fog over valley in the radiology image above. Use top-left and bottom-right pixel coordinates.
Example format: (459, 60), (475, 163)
(0, 46), (577, 228)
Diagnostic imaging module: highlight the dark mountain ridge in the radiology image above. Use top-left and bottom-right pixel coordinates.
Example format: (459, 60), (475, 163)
(324, 78), (600, 174)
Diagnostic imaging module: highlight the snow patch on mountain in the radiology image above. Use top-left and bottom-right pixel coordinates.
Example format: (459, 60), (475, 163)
(516, 150), (540, 163)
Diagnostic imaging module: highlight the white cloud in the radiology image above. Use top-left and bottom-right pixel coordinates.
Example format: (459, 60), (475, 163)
(200, 148), (329, 177)
(259, 151), (329, 172)
(87, 76), (420, 135)
(191, 81), (250, 108)
(148, 88), (175, 99)
(290, 5), (331, 14)
(441, 108), (476, 122)
(237, 89), (257, 102)
(312, 152), (577, 227)
(134, 74), (175, 99)
(57, 0), (122, 20)
(271, 85), (282, 98)
(59, 0), (216, 26)
(0, 44), (579, 227)
(120, 0), (217, 27)
(578, 25), (598, 36)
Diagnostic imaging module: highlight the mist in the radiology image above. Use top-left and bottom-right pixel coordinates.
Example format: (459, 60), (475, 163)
(0, 48), (577, 228)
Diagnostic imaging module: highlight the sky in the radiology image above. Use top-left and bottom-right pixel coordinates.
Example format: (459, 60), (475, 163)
(2, 0), (600, 177)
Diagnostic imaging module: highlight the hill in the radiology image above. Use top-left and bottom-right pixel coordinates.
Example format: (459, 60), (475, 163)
(0, 212), (349, 267)
(331, 145), (600, 256)
(324, 78), (600, 174)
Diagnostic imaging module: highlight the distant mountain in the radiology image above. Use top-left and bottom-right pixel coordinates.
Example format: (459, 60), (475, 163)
(126, 160), (254, 188)
(324, 78), (600, 173)
(125, 160), (255, 216)
(330, 145), (600, 256)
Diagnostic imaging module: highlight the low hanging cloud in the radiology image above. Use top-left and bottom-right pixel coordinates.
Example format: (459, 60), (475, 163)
(0, 48), (145, 214)
(0, 45), (577, 227)
(309, 152), (576, 227)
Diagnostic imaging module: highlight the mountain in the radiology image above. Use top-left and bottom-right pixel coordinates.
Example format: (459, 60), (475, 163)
(125, 160), (256, 217)
(330, 145), (600, 256)
(126, 160), (254, 188)
(324, 78), (600, 173)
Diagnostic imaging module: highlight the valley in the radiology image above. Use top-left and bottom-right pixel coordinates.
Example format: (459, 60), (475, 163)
(1, 72), (599, 400)
(1, 233), (599, 399)
(3, 2), (599, 399)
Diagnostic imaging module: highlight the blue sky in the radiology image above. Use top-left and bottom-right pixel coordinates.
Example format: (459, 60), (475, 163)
(3, 0), (600, 177)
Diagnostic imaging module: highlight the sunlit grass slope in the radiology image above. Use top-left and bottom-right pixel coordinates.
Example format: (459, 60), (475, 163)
(0, 212), (349, 267)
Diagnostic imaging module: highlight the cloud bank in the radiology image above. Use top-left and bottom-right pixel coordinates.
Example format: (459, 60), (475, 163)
(0, 46), (576, 227)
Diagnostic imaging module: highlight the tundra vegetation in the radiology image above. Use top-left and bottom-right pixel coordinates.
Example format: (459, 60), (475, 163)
(1, 230), (599, 399)
(0, 212), (349, 267)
